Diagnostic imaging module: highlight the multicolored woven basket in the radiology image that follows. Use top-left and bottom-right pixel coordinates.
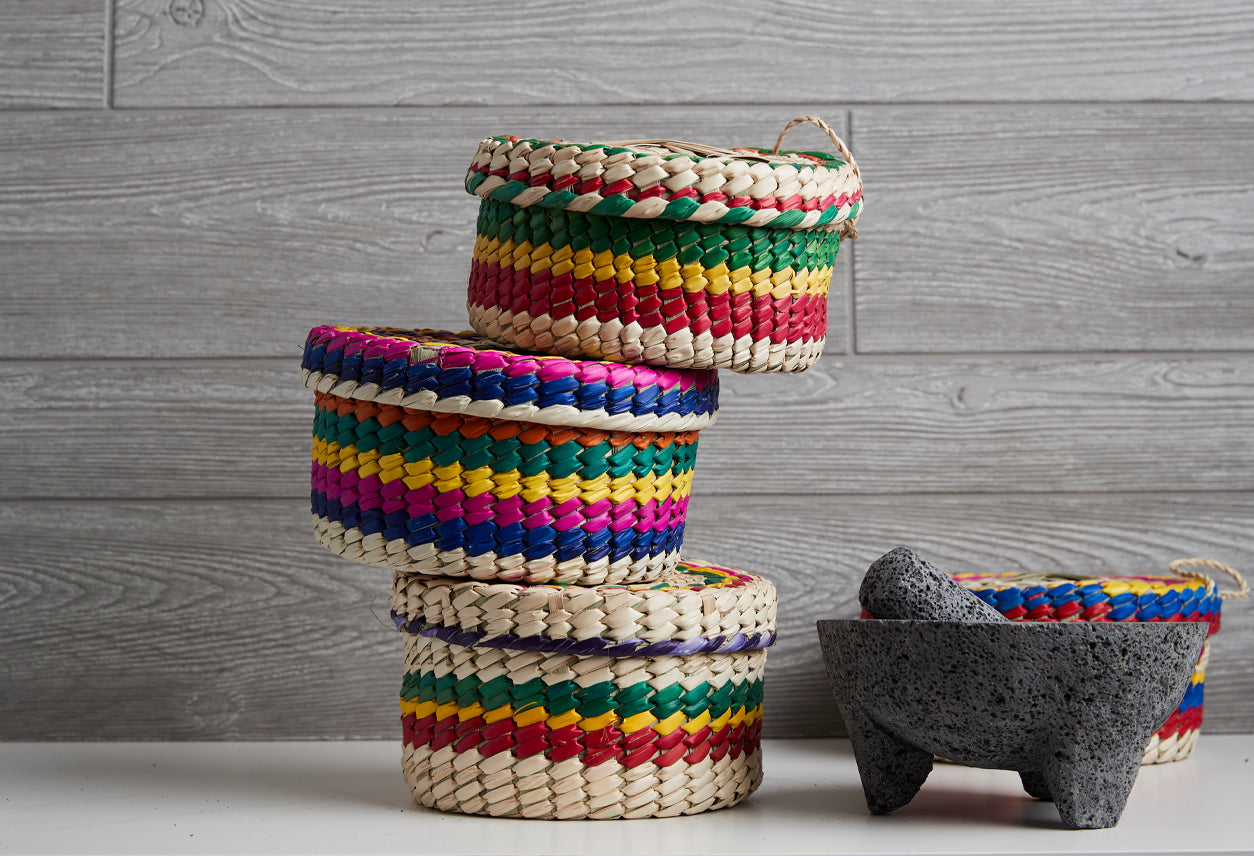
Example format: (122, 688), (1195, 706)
(465, 116), (862, 373)
(951, 559), (1248, 765)
(302, 326), (719, 585)
(392, 559), (778, 819)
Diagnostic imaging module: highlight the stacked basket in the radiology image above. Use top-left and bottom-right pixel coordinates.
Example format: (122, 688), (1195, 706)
(300, 117), (861, 818)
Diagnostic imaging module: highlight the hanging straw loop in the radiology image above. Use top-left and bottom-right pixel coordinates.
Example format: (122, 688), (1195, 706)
(774, 115), (860, 178)
(774, 115), (861, 240)
(1168, 557), (1250, 600)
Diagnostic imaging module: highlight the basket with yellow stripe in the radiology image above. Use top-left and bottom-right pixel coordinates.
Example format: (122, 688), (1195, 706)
(951, 559), (1248, 765)
(302, 325), (718, 585)
(464, 116), (861, 373)
(392, 559), (777, 818)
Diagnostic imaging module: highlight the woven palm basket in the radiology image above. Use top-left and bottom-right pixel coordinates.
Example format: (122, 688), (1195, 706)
(464, 116), (862, 373)
(302, 326), (719, 585)
(952, 559), (1247, 765)
(392, 559), (778, 819)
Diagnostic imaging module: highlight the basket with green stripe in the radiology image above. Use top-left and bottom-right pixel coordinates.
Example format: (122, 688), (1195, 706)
(392, 558), (778, 819)
(465, 116), (862, 373)
(303, 325), (719, 585)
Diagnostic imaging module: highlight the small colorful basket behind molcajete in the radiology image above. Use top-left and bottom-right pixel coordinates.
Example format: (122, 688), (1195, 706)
(392, 559), (778, 819)
(952, 558), (1249, 765)
(464, 116), (862, 373)
(302, 325), (719, 585)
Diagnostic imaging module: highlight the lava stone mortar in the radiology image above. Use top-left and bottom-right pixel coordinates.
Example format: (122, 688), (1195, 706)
(816, 619), (1208, 829)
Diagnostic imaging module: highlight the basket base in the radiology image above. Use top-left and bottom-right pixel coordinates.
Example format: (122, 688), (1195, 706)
(469, 302), (825, 374)
(402, 741), (763, 819)
(314, 514), (677, 585)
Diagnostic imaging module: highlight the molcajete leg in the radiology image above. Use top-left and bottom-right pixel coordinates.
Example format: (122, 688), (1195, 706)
(1019, 770), (1053, 801)
(1042, 737), (1143, 829)
(843, 709), (934, 814)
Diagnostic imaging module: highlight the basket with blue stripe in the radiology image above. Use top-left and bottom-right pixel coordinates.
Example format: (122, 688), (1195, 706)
(951, 560), (1247, 764)
(301, 325), (719, 586)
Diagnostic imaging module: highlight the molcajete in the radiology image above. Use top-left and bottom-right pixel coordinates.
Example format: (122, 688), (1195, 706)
(816, 619), (1208, 829)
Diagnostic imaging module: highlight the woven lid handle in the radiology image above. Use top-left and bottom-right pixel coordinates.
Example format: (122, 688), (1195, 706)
(773, 115), (861, 239)
(1169, 557), (1250, 600)
(774, 115), (859, 176)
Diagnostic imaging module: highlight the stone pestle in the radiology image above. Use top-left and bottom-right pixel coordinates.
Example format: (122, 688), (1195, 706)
(858, 546), (1006, 622)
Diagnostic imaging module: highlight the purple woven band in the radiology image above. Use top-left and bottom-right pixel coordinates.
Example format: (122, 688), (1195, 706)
(391, 611), (776, 657)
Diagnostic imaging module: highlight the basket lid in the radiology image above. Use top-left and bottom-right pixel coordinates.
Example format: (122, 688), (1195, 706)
(951, 571), (1222, 634)
(466, 120), (862, 233)
(391, 558), (777, 658)
(302, 326), (719, 432)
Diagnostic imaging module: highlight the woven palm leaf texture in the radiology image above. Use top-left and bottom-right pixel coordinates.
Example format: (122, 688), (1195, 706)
(464, 116), (862, 373)
(392, 558), (778, 818)
(302, 325), (719, 585)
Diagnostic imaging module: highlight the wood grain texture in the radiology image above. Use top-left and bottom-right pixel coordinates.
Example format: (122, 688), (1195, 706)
(112, 0), (1254, 106)
(0, 0), (104, 108)
(853, 106), (1254, 353)
(2, 495), (1249, 739)
(0, 500), (401, 740)
(3, 355), (1252, 499)
(0, 107), (849, 359)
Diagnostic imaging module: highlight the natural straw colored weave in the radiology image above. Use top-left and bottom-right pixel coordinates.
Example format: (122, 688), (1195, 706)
(950, 566), (1240, 765)
(464, 116), (862, 373)
(393, 560), (778, 819)
(303, 326), (719, 585)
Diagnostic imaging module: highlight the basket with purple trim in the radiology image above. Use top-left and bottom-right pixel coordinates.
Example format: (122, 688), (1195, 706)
(301, 325), (719, 585)
(951, 558), (1248, 764)
(392, 558), (778, 818)
(464, 116), (862, 373)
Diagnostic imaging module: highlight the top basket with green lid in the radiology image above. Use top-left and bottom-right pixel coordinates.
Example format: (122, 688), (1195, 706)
(465, 116), (862, 374)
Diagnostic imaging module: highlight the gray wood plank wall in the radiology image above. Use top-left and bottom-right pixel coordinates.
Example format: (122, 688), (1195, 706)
(1, 1), (1251, 740)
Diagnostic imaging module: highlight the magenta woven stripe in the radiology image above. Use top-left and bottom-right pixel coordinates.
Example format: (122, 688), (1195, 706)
(311, 461), (691, 533)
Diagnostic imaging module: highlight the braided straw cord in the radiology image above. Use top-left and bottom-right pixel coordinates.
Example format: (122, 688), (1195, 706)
(400, 633), (765, 819)
(312, 391), (701, 585)
(467, 198), (838, 373)
(390, 560), (778, 654)
(466, 121), (861, 233)
(1169, 557), (1250, 600)
(773, 116), (861, 240)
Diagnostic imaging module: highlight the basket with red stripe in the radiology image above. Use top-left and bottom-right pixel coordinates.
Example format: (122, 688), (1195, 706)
(391, 558), (777, 818)
(464, 117), (861, 373)
(950, 559), (1247, 764)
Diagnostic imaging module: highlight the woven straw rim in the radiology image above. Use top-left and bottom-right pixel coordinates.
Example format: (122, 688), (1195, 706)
(303, 325), (719, 432)
(315, 515), (684, 587)
(466, 116), (861, 234)
(390, 558), (778, 656)
(952, 567), (1224, 634)
(952, 569), (1217, 592)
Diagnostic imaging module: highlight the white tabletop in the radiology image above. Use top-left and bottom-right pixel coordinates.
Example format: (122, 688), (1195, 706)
(1, 737), (1248, 855)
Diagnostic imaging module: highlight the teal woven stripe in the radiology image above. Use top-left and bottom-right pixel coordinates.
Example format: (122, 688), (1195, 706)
(314, 404), (699, 481)
(401, 669), (764, 722)
(476, 198), (842, 273)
